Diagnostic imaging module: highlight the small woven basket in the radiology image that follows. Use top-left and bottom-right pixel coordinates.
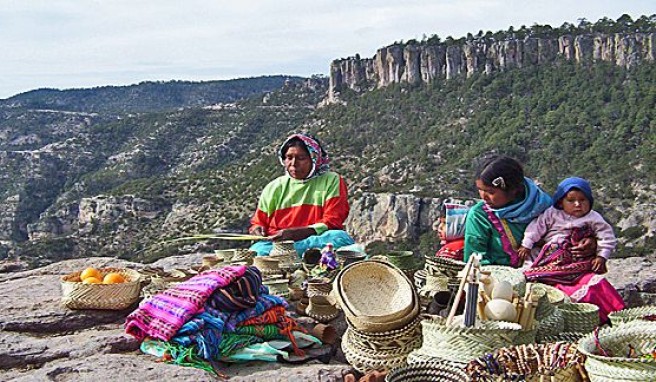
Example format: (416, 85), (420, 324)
(385, 361), (469, 382)
(578, 321), (656, 382)
(262, 278), (290, 298)
(335, 249), (366, 267)
(424, 256), (466, 280)
(269, 240), (299, 269)
(609, 305), (656, 326)
(559, 302), (600, 333)
(61, 268), (142, 310)
(306, 277), (333, 298)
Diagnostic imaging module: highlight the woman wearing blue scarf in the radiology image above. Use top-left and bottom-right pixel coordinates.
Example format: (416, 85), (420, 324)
(464, 155), (595, 266)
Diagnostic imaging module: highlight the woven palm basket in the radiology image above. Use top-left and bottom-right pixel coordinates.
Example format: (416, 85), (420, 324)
(385, 361), (469, 382)
(334, 259), (418, 331)
(342, 328), (414, 373)
(253, 256), (282, 275)
(61, 268), (142, 310)
(424, 256), (466, 279)
(559, 302), (600, 333)
(608, 305), (656, 326)
(578, 321), (656, 382)
(480, 265), (526, 296)
(530, 285), (555, 320)
(269, 241), (299, 269)
(536, 307), (565, 343)
(466, 342), (586, 382)
(262, 278), (290, 298)
(417, 316), (522, 365)
(540, 331), (587, 344)
(335, 249), (366, 267)
(306, 277), (333, 298)
(346, 316), (423, 352)
(306, 295), (339, 323)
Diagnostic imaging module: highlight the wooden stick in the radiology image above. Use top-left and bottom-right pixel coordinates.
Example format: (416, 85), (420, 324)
(446, 255), (476, 325)
(477, 290), (488, 320)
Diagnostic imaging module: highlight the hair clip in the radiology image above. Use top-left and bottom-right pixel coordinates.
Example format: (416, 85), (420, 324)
(492, 176), (506, 189)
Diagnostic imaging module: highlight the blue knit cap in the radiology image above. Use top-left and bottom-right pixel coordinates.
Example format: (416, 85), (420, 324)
(552, 177), (594, 209)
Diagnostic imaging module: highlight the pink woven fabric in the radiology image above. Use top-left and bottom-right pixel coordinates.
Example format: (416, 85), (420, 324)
(125, 265), (247, 341)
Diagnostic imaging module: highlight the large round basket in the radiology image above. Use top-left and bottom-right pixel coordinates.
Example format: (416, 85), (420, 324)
(466, 342), (586, 382)
(578, 321), (656, 382)
(334, 259), (417, 330)
(559, 302), (600, 333)
(346, 316), (423, 352)
(342, 329), (413, 373)
(608, 306), (656, 326)
(385, 361), (469, 382)
(480, 265), (526, 296)
(61, 268), (142, 310)
(417, 316), (522, 365)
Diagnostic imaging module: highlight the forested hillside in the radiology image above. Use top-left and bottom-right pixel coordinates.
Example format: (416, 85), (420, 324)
(1, 16), (654, 268)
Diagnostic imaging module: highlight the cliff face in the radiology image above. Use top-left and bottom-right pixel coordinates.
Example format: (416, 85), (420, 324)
(328, 33), (656, 101)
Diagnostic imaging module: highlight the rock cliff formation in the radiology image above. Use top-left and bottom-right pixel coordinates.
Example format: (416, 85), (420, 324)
(328, 33), (656, 101)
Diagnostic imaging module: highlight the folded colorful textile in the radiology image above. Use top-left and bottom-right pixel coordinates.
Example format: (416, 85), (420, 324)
(172, 294), (288, 360)
(125, 265), (247, 341)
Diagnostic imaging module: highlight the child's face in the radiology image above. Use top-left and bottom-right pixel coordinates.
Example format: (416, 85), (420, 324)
(437, 217), (446, 242)
(559, 189), (591, 218)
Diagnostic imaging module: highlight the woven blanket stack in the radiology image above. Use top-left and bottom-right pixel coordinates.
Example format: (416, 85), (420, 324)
(125, 265), (306, 370)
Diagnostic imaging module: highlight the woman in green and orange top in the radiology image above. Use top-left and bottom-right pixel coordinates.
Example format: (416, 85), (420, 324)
(248, 133), (354, 256)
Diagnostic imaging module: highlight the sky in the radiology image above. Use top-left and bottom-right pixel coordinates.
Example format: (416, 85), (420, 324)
(1, 0), (655, 99)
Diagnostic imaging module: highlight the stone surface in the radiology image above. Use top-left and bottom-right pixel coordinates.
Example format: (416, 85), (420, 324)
(328, 32), (656, 101)
(0, 256), (354, 381)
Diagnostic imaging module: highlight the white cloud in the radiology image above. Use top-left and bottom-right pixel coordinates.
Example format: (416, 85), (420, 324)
(1, 0), (654, 98)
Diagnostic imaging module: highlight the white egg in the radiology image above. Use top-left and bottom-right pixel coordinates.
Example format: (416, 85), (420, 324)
(491, 280), (514, 301)
(479, 274), (496, 297)
(484, 299), (517, 322)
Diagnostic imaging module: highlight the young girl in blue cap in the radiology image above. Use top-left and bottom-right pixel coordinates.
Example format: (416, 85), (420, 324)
(520, 177), (624, 322)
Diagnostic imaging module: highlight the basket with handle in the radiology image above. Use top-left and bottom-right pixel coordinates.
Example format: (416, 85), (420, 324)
(61, 267), (142, 310)
(608, 305), (656, 326)
(559, 302), (600, 333)
(578, 321), (656, 382)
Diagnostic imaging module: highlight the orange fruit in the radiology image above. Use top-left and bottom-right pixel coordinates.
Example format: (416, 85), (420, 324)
(80, 267), (102, 281)
(102, 273), (125, 284)
(82, 276), (102, 284)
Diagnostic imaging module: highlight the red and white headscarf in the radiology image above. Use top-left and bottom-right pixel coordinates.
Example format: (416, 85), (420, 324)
(279, 133), (330, 181)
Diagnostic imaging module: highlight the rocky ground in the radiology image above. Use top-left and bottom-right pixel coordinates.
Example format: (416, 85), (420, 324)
(0, 255), (354, 382)
(1, 254), (655, 381)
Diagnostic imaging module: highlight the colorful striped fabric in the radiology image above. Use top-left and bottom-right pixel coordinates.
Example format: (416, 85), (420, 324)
(125, 265), (247, 341)
(250, 171), (349, 236)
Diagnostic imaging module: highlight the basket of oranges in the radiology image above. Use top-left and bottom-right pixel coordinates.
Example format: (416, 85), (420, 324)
(61, 267), (143, 310)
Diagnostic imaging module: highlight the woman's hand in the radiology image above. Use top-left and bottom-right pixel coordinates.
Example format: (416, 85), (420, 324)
(591, 256), (607, 273)
(248, 226), (266, 237)
(268, 227), (316, 242)
(570, 237), (597, 257)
